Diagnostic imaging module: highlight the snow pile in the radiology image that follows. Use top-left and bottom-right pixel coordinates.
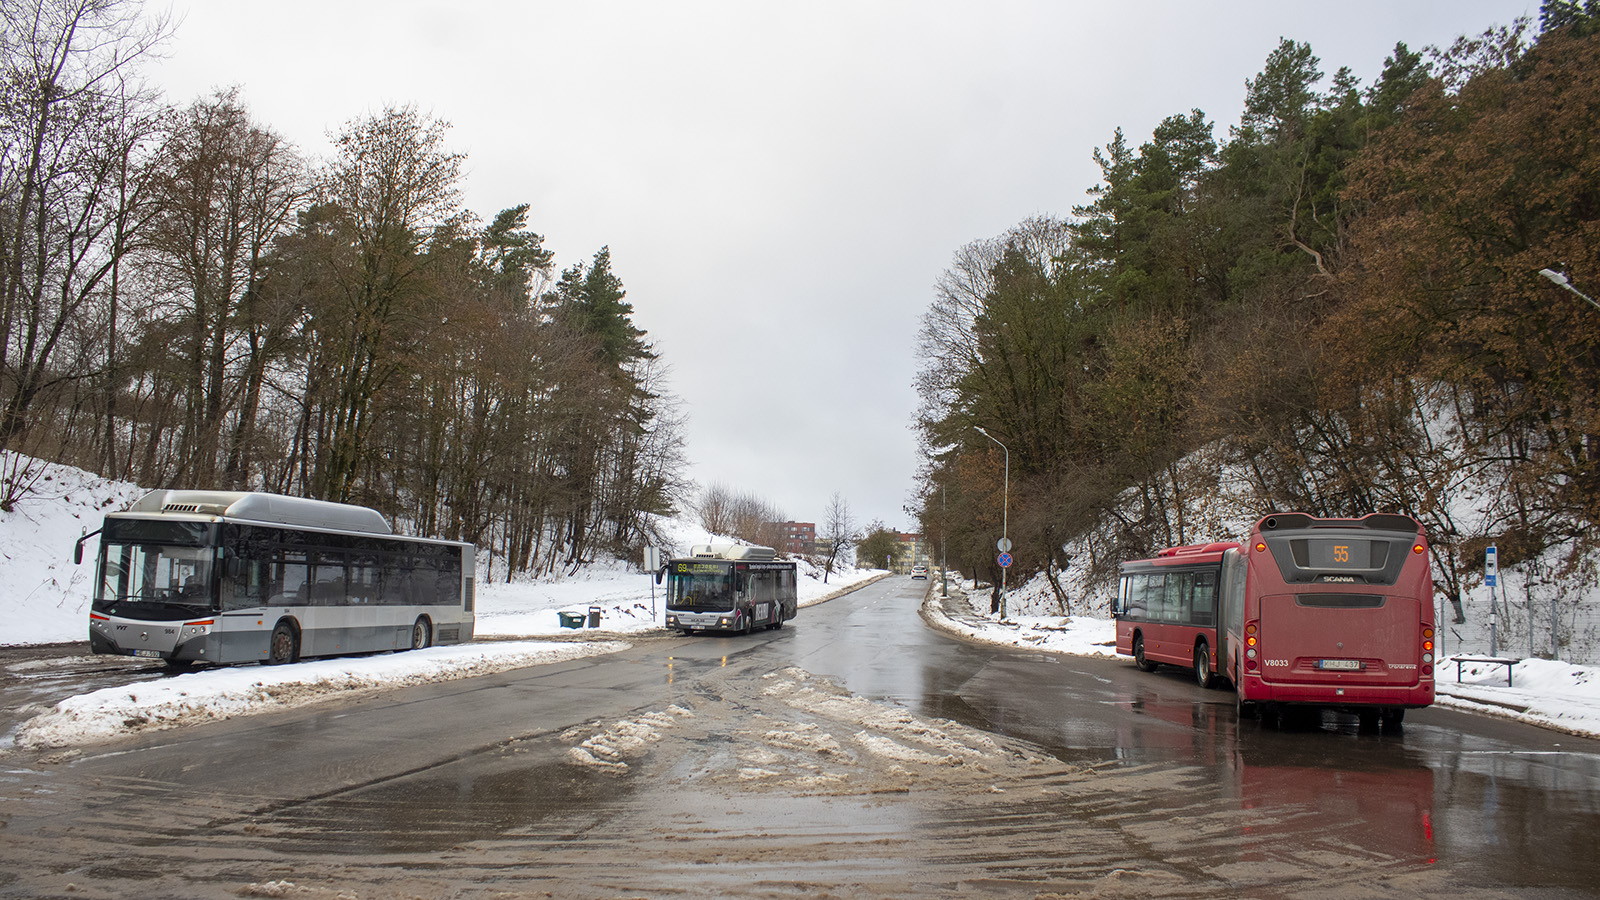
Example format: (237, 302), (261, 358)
(1434, 656), (1600, 737)
(0, 460), (146, 645)
(15, 640), (628, 750)
(923, 582), (1120, 658)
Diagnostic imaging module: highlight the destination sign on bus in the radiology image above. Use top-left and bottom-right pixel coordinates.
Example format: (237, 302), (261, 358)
(1309, 539), (1369, 569)
(674, 562), (730, 575)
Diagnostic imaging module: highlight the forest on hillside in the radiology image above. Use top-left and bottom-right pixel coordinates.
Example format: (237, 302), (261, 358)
(915, 4), (1600, 635)
(0, 1), (689, 578)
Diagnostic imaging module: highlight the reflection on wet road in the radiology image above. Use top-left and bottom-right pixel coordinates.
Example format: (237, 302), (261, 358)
(1, 577), (1599, 899)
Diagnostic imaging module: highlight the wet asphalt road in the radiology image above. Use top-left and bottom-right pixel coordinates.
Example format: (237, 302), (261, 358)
(2, 576), (1599, 899)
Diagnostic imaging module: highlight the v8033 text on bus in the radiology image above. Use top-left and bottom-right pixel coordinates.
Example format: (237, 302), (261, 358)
(77, 490), (475, 668)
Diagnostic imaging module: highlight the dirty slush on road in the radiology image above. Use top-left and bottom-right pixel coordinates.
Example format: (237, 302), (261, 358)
(5, 663), (1493, 900)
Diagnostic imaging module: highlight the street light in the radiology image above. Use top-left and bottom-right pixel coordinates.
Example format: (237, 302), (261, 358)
(974, 425), (1009, 618)
(1539, 268), (1600, 312)
(1536, 267), (1596, 660)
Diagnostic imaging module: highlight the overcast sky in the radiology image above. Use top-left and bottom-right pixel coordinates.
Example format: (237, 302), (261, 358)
(150, 0), (1532, 533)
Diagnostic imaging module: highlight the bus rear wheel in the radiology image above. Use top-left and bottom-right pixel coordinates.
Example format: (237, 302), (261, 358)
(266, 620), (299, 665)
(411, 617), (432, 650)
(1133, 635), (1159, 672)
(1194, 641), (1216, 689)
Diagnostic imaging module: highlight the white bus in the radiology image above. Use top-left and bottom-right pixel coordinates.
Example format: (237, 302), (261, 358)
(77, 490), (475, 667)
(663, 544), (797, 635)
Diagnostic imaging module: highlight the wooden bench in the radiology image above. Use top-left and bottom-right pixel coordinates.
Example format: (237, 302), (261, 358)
(1449, 655), (1519, 687)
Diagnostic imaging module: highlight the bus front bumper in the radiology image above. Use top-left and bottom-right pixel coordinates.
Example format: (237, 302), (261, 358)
(666, 609), (744, 632)
(89, 613), (216, 663)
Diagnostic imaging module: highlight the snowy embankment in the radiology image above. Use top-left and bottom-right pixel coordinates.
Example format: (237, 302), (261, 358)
(1, 458), (884, 751)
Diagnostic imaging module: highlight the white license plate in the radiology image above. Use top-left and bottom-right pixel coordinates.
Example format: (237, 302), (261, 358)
(134, 649), (162, 659)
(1318, 659), (1361, 670)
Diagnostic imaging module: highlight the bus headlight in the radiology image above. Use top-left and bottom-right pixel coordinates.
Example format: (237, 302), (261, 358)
(180, 620), (214, 640)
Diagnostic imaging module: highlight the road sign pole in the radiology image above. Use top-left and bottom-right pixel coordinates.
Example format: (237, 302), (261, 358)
(1486, 544), (1498, 656)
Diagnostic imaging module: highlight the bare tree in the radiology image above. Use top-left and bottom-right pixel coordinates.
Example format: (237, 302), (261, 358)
(819, 491), (856, 583)
(131, 88), (309, 488)
(0, 0), (170, 504)
(300, 106), (465, 502)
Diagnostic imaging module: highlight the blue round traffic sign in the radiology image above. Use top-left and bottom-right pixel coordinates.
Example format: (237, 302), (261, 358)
(998, 551), (1013, 568)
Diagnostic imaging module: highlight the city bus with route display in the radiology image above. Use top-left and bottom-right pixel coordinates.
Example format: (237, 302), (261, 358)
(76, 490), (475, 667)
(662, 544), (797, 634)
(1114, 512), (1436, 728)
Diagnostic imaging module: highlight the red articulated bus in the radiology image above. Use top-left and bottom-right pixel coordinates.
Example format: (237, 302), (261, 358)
(1114, 513), (1437, 729)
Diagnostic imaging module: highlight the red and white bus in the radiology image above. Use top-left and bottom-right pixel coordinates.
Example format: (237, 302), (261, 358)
(1115, 513), (1437, 728)
(1114, 541), (1239, 689)
(1227, 513), (1435, 727)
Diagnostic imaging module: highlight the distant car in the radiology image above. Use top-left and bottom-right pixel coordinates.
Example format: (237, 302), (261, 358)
(910, 565), (928, 579)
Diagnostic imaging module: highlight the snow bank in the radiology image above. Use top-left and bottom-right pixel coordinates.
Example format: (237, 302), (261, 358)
(15, 640), (628, 751)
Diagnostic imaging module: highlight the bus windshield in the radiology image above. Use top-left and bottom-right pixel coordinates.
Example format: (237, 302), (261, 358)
(94, 520), (217, 619)
(667, 563), (734, 611)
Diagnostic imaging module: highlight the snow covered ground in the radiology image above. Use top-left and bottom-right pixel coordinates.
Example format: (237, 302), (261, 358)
(5, 456), (1600, 753)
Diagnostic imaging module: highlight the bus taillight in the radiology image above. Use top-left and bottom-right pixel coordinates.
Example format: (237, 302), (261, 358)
(1412, 543), (1425, 554)
(1244, 621), (1259, 670)
(1422, 626), (1435, 663)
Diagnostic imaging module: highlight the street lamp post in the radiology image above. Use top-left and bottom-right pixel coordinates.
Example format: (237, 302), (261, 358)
(1536, 267), (1598, 659)
(1539, 268), (1600, 312)
(974, 426), (1009, 618)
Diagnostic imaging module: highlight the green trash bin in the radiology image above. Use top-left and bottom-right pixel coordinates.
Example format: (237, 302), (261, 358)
(558, 611), (584, 629)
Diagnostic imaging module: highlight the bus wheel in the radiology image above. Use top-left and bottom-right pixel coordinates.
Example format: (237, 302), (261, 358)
(1133, 635), (1159, 672)
(1194, 641), (1215, 689)
(266, 620), (299, 665)
(410, 617), (432, 650)
(1236, 694), (1257, 720)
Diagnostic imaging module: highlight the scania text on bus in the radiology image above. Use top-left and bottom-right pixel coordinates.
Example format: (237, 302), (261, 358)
(663, 544), (797, 634)
(77, 490), (475, 667)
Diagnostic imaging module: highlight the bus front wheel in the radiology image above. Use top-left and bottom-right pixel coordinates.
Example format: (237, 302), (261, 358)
(411, 617), (432, 650)
(1133, 635), (1159, 672)
(266, 620), (299, 665)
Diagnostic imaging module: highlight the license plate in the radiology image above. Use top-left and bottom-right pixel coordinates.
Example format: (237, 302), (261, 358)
(1318, 659), (1361, 670)
(134, 650), (162, 659)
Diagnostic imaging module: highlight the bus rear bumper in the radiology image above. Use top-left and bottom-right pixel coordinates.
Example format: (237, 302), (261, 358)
(1241, 676), (1434, 709)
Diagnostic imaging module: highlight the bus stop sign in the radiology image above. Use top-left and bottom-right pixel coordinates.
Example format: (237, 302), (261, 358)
(1485, 544), (1497, 587)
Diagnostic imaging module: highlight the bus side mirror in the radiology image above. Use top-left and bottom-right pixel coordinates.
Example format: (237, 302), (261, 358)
(655, 565), (666, 585)
(73, 527), (101, 565)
